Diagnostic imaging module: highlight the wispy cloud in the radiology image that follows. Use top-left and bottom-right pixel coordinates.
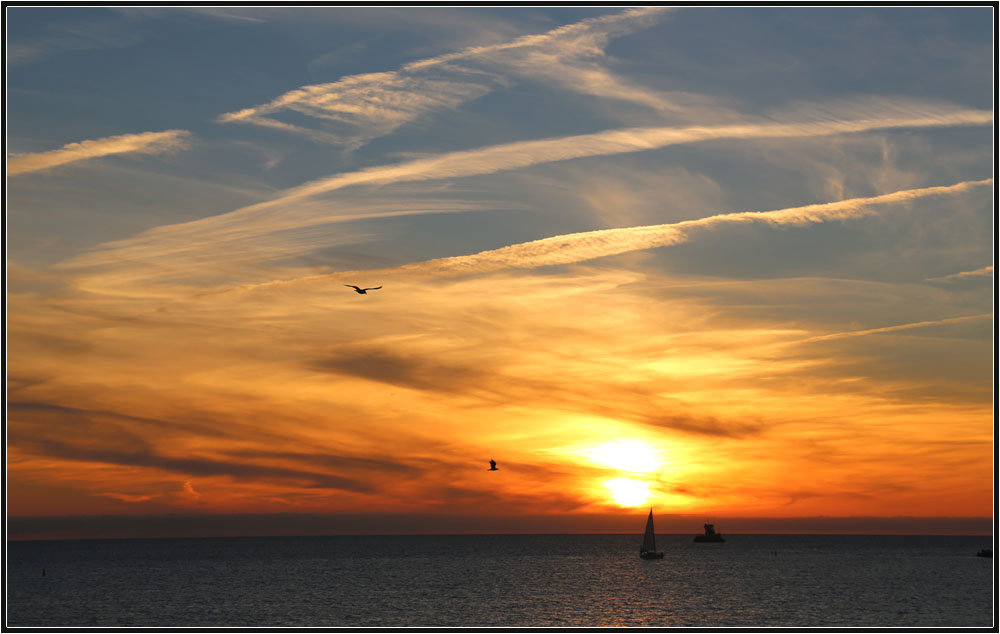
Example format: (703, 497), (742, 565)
(268, 101), (990, 204)
(235, 178), (992, 291)
(5, 16), (145, 66)
(925, 265), (993, 283)
(409, 7), (718, 121)
(7, 130), (192, 176)
(217, 8), (674, 147)
(800, 313), (992, 343)
(9, 261), (990, 515)
(66, 102), (992, 283)
(218, 72), (495, 147)
(61, 196), (507, 295)
(400, 8), (670, 73)
(7, 7), (993, 527)
(180, 7), (268, 23)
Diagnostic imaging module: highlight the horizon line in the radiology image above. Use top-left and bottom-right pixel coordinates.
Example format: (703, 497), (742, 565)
(8, 512), (993, 541)
(9, 531), (994, 543)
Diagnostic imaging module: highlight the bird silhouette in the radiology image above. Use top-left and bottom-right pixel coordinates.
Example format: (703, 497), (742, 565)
(489, 459), (498, 471)
(345, 285), (382, 294)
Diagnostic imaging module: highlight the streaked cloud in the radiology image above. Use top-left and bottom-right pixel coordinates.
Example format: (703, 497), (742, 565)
(61, 196), (508, 295)
(7, 130), (192, 176)
(218, 73), (495, 147)
(65, 103), (991, 284)
(8, 261), (990, 518)
(179, 7), (268, 23)
(217, 8), (673, 147)
(222, 178), (991, 292)
(800, 313), (992, 343)
(925, 265), (993, 283)
(266, 102), (990, 204)
(5, 14), (145, 66)
(400, 8), (670, 72)
(6, 7), (993, 533)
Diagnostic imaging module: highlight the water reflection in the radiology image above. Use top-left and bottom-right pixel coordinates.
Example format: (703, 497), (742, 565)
(6, 534), (993, 627)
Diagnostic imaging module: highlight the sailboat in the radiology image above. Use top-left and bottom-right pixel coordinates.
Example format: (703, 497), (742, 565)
(639, 509), (665, 559)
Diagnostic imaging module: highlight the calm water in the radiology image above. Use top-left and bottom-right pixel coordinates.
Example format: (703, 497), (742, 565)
(5, 534), (994, 627)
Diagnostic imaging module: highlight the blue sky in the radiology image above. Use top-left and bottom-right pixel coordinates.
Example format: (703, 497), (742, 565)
(5, 6), (995, 536)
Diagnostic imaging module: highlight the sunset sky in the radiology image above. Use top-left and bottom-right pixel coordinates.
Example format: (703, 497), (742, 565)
(6, 6), (994, 539)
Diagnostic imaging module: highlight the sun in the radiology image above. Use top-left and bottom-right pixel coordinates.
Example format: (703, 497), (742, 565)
(561, 437), (664, 507)
(605, 478), (651, 507)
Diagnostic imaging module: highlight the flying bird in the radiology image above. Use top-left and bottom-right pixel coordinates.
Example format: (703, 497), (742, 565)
(489, 459), (498, 471)
(345, 285), (382, 294)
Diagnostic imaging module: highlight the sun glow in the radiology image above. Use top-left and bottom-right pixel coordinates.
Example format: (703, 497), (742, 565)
(587, 439), (662, 473)
(605, 478), (651, 507)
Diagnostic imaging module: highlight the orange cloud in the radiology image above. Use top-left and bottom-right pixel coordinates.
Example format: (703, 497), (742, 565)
(7, 130), (192, 176)
(6, 261), (992, 522)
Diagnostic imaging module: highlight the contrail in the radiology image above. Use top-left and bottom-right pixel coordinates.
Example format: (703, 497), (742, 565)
(800, 314), (992, 343)
(68, 106), (993, 272)
(225, 178), (992, 293)
(253, 109), (994, 209)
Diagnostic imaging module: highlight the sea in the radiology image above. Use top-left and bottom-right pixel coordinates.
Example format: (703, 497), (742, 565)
(5, 534), (995, 628)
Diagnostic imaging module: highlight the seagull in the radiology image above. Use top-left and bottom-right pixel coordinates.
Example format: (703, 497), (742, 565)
(345, 285), (382, 295)
(489, 459), (498, 471)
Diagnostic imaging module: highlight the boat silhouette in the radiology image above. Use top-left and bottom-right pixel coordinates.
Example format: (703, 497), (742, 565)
(694, 522), (725, 543)
(639, 509), (665, 559)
